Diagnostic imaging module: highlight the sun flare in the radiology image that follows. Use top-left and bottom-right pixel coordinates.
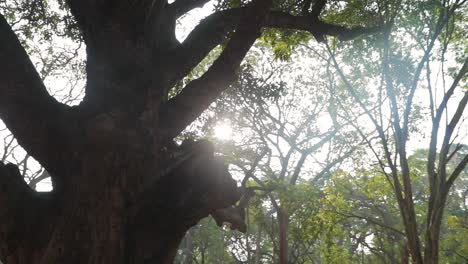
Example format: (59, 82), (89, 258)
(214, 122), (233, 141)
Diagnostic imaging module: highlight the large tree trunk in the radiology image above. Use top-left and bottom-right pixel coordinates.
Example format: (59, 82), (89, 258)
(0, 135), (240, 263)
(0, 0), (277, 261)
(0, 14), (244, 261)
(0, 0), (379, 261)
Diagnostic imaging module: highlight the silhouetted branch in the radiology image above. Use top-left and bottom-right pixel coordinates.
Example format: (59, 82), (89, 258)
(160, 0), (273, 141)
(169, 0), (210, 18)
(0, 14), (71, 187)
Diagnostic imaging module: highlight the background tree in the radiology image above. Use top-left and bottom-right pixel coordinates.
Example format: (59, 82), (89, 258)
(323, 0), (467, 262)
(231, 66), (356, 264)
(172, 0), (467, 262)
(176, 45), (362, 263)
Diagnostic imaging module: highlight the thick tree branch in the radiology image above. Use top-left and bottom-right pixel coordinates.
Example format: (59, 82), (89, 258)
(310, 0), (327, 18)
(213, 183), (273, 233)
(169, 0), (211, 18)
(446, 153), (468, 189)
(438, 90), (468, 182)
(0, 162), (50, 263)
(160, 0), (273, 140)
(132, 140), (243, 257)
(428, 57), (467, 184)
(136, 139), (240, 223)
(222, 160), (274, 232)
(0, 14), (71, 185)
(266, 11), (379, 40)
(212, 206), (246, 232)
(167, 8), (381, 95)
(65, 0), (167, 32)
(162, 6), (377, 140)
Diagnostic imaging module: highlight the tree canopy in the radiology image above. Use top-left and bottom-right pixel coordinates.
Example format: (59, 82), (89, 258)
(0, 0), (467, 263)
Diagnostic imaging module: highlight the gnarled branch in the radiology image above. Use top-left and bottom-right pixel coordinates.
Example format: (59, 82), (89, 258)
(0, 14), (71, 188)
(161, 0), (379, 140)
(169, 0), (211, 18)
(65, 0), (168, 32)
(133, 139), (241, 248)
(160, 0), (273, 140)
(166, 8), (380, 91)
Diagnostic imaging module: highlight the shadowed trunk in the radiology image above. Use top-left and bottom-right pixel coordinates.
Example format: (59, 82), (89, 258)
(0, 2), (256, 260)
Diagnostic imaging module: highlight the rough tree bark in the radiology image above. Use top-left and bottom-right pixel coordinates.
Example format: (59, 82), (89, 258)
(0, 0), (376, 263)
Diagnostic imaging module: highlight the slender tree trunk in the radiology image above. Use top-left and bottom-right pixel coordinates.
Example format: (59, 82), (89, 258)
(278, 207), (289, 264)
(424, 214), (441, 263)
(423, 187), (449, 264)
(405, 214), (424, 264)
(393, 179), (424, 264)
(246, 207), (251, 262)
(401, 243), (410, 264)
